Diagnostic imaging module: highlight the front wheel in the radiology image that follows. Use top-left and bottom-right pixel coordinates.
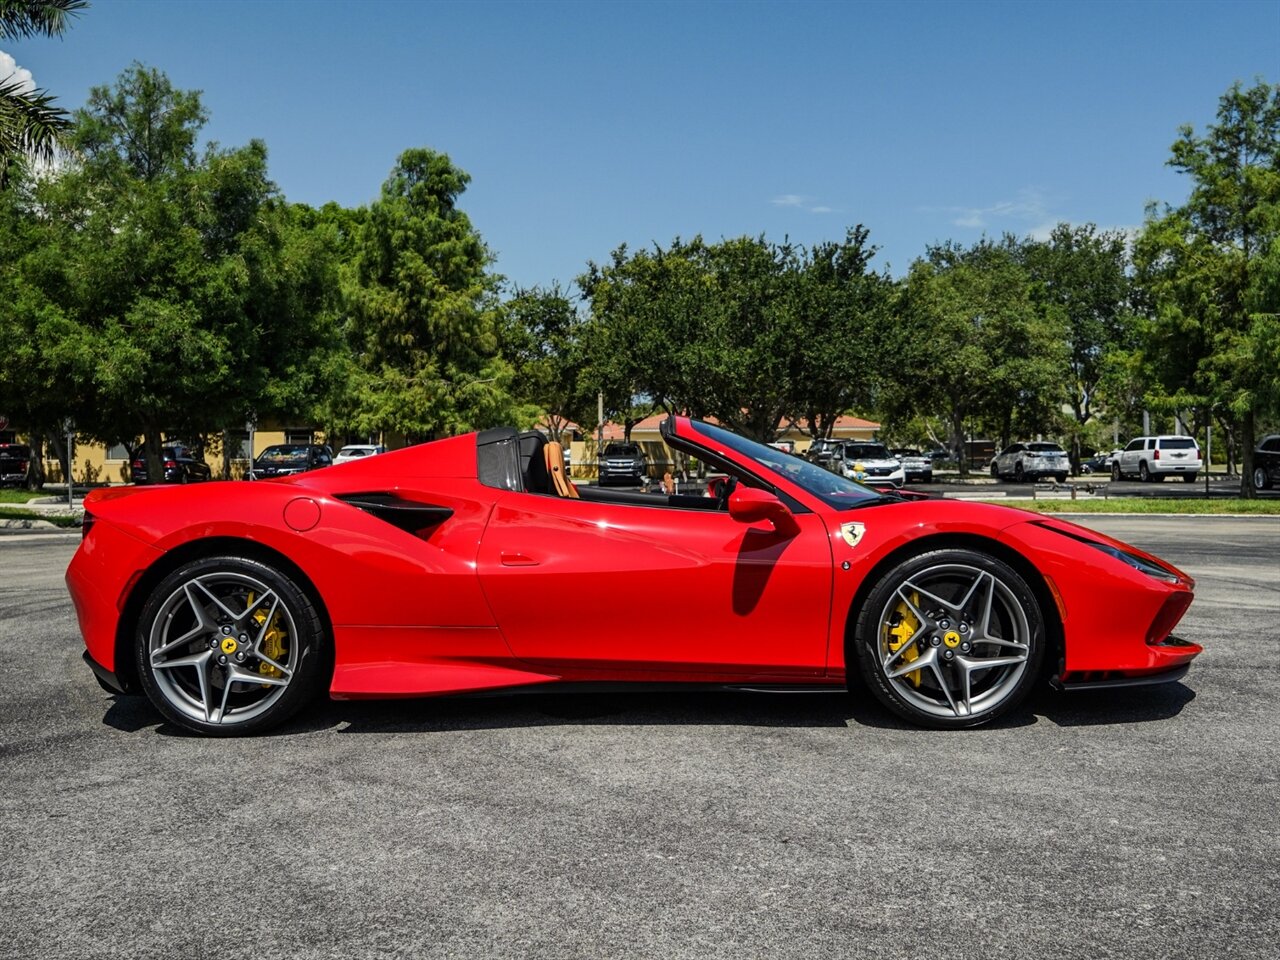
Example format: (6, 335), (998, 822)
(853, 549), (1045, 728)
(1253, 466), (1270, 491)
(135, 555), (328, 736)
(1111, 462), (1122, 481)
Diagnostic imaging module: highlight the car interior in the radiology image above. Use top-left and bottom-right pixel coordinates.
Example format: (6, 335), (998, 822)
(477, 428), (728, 511)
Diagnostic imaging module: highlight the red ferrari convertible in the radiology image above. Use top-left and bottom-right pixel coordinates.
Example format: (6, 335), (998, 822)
(67, 418), (1200, 736)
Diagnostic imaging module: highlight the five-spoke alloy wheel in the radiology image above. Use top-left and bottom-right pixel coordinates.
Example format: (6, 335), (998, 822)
(135, 556), (326, 736)
(855, 549), (1045, 728)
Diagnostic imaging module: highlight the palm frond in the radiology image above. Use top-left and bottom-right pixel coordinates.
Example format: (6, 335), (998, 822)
(0, 74), (69, 163)
(0, 0), (89, 40)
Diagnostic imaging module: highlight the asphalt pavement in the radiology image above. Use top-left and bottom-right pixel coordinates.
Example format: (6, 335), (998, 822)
(1, 517), (1277, 959)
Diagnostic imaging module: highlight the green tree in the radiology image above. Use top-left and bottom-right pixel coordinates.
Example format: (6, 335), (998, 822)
(0, 65), (343, 480)
(500, 284), (590, 440)
(1020, 224), (1136, 470)
(1134, 79), (1280, 496)
(0, 1), (88, 186)
(345, 148), (517, 439)
(887, 239), (1066, 475)
(579, 231), (891, 443)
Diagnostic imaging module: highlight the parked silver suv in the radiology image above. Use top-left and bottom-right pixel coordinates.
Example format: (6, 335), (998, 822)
(1112, 435), (1201, 483)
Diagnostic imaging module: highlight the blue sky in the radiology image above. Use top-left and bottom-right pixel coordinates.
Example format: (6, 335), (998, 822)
(6, 0), (1278, 288)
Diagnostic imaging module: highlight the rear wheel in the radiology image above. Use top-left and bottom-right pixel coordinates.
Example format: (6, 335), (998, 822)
(1111, 462), (1122, 481)
(1014, 463), (1024, 483)
(135, 555), (327, 736)
(1055, 473), (1067, 483)
(1182, 473), (1198, 483)
(854, 549), (1044, 728)
(1254, 466), (1270, 491)
(1139, 462), (1151, 482)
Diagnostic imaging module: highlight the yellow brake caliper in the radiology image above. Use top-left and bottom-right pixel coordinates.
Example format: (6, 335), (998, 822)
(886, 592), (923, 688)
(247, 592), (288, 683)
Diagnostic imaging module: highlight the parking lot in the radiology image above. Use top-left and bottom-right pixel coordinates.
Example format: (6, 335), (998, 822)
(1, 517), (1278, 959)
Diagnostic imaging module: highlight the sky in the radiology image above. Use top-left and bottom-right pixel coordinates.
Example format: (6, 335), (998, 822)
(5, 0), (1278, 290)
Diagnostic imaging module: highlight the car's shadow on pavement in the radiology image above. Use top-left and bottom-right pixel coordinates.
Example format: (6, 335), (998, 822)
(97, 682), (1196, 737)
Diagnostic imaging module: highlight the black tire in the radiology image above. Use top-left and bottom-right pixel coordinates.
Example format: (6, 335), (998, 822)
(1055, 473), (1067, 483)
(1014, 462), (1024, 483)
(1111, 462), (1122, 481)
(1139, 461), (1151, 482)
(1182, 473), (1197, 483)
(1253, 466), (1269, 491)
(853, 548), (1045, 729)
(135, 555), (328, 736)
(990, 462), (999, 479)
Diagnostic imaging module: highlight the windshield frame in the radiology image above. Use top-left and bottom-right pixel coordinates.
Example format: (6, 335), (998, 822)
(678, 419), (885, 511)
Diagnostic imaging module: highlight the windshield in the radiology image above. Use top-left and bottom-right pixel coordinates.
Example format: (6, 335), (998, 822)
(604, 443), (640, 456)
(257, 446), (310, 466)
(843, 443), (892, 460)
(688, 421), (882, 509)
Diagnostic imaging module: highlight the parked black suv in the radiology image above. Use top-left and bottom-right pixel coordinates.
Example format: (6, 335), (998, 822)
(1254, 435), (1280, 490)
(249, 443), (333, 479)
(597, 442), (647, 486)
(131, 445), (213, 484)
(0, 443), (33, 487)
(805, 438), (843, 465)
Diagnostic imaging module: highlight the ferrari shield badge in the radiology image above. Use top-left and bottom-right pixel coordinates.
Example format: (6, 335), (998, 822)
(840, 522), (866, 548)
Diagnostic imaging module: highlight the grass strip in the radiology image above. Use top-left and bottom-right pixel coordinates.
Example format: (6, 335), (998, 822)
(988, 498), (1280, 515)
(0, 507), (81, 527)
(0, 489), (50, 503)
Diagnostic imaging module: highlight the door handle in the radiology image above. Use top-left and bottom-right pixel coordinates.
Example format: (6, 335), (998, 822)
(500, 552), (540, 567)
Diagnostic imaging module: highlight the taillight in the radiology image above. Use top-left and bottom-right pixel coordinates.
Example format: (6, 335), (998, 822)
(132, 459), (144, 470)
(1153, 448), (1160, 460)
(81, 509), (95, 540)
(18, 460), (27, 471)
(164, 460), (177, 469)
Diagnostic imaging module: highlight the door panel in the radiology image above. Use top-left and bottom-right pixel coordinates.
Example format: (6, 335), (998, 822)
(476, 491), (833, 675)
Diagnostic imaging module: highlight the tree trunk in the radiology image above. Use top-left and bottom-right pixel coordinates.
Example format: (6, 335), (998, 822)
(1241, 409), (1257, 499)
(952, 412), (967, 478)
(145, 424), (165, 485)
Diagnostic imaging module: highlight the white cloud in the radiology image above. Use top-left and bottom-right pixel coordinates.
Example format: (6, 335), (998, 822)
(934, 187), (1052, 230)
(0, 50), (37, 94)
(771, 194), (836, 214)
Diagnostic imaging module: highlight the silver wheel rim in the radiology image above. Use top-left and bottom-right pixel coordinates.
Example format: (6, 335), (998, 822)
(1254, 468), (1266, 489)
(148, 571), (298, 726)
(876, 562), (1031, 720)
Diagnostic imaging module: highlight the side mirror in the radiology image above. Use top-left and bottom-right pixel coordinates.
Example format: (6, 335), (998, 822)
(728, 486), (798, 536)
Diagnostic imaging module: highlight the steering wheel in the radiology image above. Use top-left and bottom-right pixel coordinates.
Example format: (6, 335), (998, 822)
(715, 476), (738, 511)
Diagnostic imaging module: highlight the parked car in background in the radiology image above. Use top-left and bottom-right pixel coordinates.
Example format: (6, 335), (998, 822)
(991, 442), (1070, 483)
(1252, 434), (1280, 490)
(131, 445), (213, 485)
(597, 442), (648, 486)
(249, 444), (333, 479)
(768, 440), (796, 455)
(1080, 449), (1122, 475)
(891, 448), (933, 483)
(0, 443), (33, 487)
(334, 444), (386, 464)
(832, 442), (904, 488)
(1113, 436), (1201, 483)
(805, 437), (843, 465)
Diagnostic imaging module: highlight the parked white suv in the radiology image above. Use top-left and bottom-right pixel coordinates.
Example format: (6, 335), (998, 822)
(991, 442), (1070, 482)
(831, 442), (905, 488)
(1112, 435), (1201, 483)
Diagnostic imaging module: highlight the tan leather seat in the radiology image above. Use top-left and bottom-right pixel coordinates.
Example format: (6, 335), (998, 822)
(545, 443), (579, 498)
